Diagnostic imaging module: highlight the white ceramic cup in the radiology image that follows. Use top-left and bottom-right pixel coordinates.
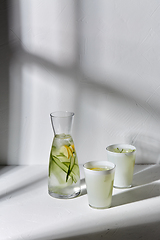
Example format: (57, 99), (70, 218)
(106, 144), (136, 188)
(83, 161), (115, 209)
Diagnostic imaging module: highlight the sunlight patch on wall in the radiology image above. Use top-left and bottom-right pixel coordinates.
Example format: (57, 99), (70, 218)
(19, 0), (77, 67)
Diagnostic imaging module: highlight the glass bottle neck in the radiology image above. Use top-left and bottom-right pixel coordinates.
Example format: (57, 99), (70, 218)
(50, 111), (74, 136)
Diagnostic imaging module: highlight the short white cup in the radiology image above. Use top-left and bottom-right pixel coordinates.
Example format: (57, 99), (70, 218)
(106, 144), (136, 188)
(83, 161), (115, 209)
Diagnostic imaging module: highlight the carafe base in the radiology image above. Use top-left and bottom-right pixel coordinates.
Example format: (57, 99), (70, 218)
(48, 190), (81, 199)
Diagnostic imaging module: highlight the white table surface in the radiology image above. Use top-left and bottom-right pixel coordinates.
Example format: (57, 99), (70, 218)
(0, 164), (160, 240)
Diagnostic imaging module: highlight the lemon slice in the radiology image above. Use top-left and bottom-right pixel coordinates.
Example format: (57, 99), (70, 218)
(70, 144), (75, 152)
(67, 147), (73, 157)
(60, 145), (73, 159)
(60, 145), (69, 158)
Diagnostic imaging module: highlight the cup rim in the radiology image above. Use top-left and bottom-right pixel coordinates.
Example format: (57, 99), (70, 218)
(50, 111), (74, 118)
(106, 143), (136, 154)
(83, 161), (116, 174)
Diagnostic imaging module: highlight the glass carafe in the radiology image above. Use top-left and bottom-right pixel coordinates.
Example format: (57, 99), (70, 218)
(48, 111), (81, 199)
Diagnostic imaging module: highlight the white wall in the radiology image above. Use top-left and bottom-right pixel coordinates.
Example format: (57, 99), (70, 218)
(1, 0), (160, 165)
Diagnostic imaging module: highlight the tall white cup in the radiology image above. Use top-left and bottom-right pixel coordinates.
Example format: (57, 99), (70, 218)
(106, 144), (136, 188)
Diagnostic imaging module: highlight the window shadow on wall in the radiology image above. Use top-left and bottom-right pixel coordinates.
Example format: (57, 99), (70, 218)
(1, 2), (160, 240)
(0, 1), (10, 165)
(1, 1), (160, 166)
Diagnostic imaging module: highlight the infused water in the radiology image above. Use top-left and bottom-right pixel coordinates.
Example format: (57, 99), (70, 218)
(48, 133), (81, 198)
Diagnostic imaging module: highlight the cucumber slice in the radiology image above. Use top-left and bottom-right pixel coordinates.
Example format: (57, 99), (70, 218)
(65, 162), (80, 183)
(49, 155), (69, 184)
(56, 153), (70, 163)
(52, 155), (68, 174)
(113, 148), (135, 153)
(66, 155), (75, 182)
(66, 162), (71, 182)
(50, 154), (79, 183)
(49, 153), (53, 177)
(72, 164), (80, 180)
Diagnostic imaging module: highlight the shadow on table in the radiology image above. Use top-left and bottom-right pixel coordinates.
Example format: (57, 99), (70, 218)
(60, 221), (160, 240)
(111, 164), (160, 207)
(111, 182), (160, 207)
(0, 167), (47, 201)
(20, 167), (160, 240)
(0, 166), (18, 176)
(33, 219), (160, 240)
(79, 165), (160, 206)
(0, 176), (46, 202)
(132, 164), (160, 186)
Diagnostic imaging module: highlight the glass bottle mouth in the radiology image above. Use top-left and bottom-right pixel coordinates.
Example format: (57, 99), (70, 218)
(50, 111), (74, 118)
(50, 111), (74, 135)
